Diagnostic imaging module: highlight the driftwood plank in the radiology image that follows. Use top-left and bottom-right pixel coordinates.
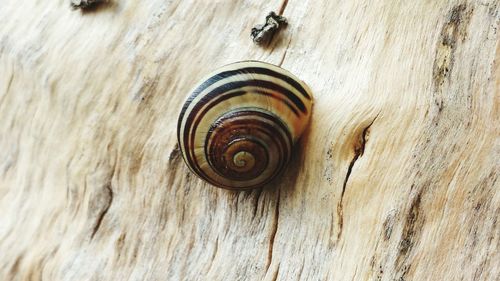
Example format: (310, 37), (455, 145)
(0, 0), (498, 280)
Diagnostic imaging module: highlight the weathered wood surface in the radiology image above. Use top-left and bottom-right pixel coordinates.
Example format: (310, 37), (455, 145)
(0, 0), (499, 280)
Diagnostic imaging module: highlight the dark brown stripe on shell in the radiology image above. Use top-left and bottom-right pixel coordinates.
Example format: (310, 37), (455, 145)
(197, 79), (308, 114)
(193, 66), (311, 101)
(202, 110), (292, 188)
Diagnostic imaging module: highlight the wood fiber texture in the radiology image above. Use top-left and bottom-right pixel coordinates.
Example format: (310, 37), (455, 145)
(0, 0), (499, 280)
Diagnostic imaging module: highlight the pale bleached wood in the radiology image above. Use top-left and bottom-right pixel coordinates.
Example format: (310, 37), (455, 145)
(0, 0), (498, 280)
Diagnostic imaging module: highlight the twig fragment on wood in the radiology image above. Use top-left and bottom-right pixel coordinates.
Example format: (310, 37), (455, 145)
(71, 0), (106, 9)
(251, 12), (288, 46)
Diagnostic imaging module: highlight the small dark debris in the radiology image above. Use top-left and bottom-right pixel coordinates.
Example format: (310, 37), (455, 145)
(71, 0), (106, 9)
(251, 12), (288, 46)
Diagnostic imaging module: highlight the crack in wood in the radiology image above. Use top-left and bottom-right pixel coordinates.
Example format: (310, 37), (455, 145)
(0, 72), (14, 107)
(297, 261), (305, 280)
(266, 190), (280, 275)
(252, 188), (264, 218)
(205, 237), (219, 275)
(279, 38), (292, 67)
(271, 263), (280, 281)
(277, 0), (291, 66)
(90, 182), (114, 240)
(278, 0), (289, 16)
(9, 254), (23, 276)
(336, 116), (378, 241)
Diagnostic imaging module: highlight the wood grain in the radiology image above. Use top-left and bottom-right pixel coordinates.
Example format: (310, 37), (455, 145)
(0, 0), (498, 280)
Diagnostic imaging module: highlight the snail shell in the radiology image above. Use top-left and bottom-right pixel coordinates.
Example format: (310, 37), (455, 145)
(177, 61), (313, 190)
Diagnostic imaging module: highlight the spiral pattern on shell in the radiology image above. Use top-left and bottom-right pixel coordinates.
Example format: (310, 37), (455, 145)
(177, 61), (313, 190)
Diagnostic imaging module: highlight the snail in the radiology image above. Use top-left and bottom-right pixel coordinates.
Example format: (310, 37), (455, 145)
(177, 61), (313, 190)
